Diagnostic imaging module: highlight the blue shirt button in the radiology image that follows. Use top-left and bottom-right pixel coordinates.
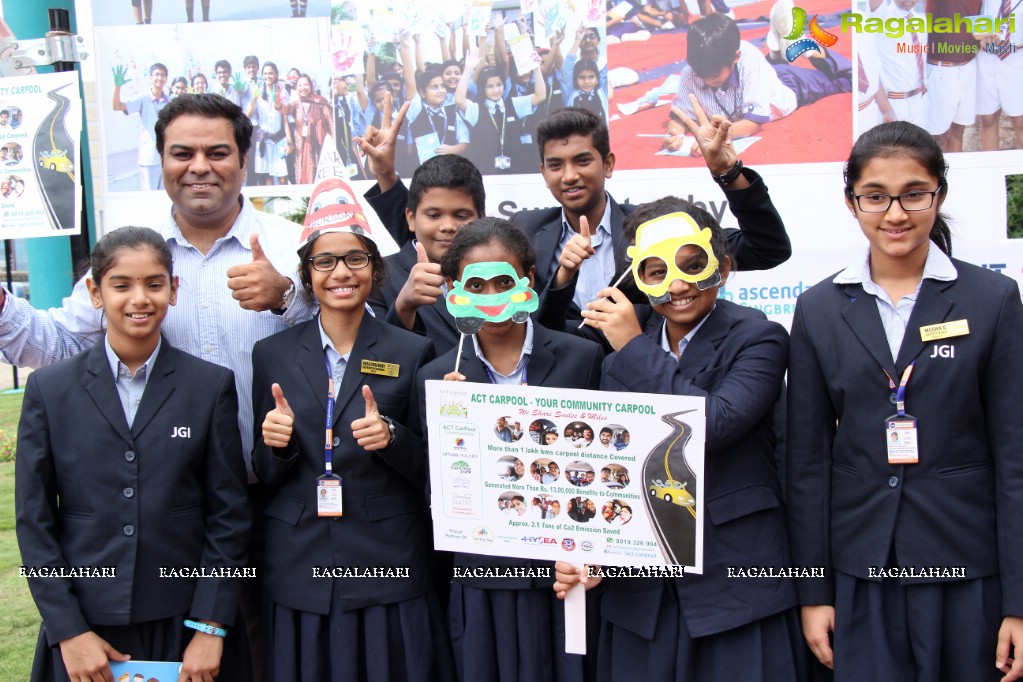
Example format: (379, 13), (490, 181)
(124, 451), (136, 462)
(122, 487), (135, 498)
(888, 476), (899, 488)
(123, 524), (135, 536)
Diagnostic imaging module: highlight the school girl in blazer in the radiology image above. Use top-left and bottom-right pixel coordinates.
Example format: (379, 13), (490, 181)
(787, 122), (1023, 681)
(416, 218), (604, 682)
(555, 198), (803, 681)
(252, 210), (451, 681)
(16, 227), (250, 682)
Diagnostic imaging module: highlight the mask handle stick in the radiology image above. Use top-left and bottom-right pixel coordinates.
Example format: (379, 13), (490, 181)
(578, 269), (631, 329)
(454, 332), (466, 374)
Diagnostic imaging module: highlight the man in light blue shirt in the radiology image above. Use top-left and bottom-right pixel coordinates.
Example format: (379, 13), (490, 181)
(0, 94), (311, 478)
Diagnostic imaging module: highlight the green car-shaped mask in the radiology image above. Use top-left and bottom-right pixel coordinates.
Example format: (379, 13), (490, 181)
(445, 261), (539, 335)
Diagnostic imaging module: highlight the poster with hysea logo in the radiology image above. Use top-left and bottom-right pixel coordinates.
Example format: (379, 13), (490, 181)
(426, 381), (706, 572)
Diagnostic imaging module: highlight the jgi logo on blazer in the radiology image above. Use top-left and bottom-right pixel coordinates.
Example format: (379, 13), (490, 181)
(171, 426), (192, 438)
(928, 344), (955, 358)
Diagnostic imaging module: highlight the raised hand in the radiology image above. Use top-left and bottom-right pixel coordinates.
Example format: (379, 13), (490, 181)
(232, 72), (248, 94)
(112, 65), (132, 87)
(555, 215), (595, 288)
(226, 233), (293, 312)
(463, 44), (482, 73)
(351, 385), (392, 451)
(354, 99), (410, 190)
(262, 383), (294, 448)
(669, 93), (738, 176)
(395, 242), (445, 328)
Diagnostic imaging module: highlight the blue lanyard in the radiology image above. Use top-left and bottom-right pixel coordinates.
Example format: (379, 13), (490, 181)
(884, 362), (915, 417)
(324, 353), (336, 475)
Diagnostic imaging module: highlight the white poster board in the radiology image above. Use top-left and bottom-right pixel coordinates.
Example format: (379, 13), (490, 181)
(426, 380), (706, 572)
(0, 71), (82, 238)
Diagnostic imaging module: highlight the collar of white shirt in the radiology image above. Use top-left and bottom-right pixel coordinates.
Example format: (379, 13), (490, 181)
(658, 306), (715, 358)
(833, 244), (957, 289)
(471, 317), (535, 382)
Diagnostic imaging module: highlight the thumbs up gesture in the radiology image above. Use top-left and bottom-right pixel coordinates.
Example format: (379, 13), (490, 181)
(262, 383), (295, 448)
(226, 233), (295, 312)
(555, 215), (596, 288)
(394, 241), (446, 329)
(351, 385), (393, 451)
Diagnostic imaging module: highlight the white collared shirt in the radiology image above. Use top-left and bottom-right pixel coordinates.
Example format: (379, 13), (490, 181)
(105, 336), (162, 427)
(318, 317), (352, 387)
(834, 245), (957, 361)
(658, 306), (715, 359)
(471, 317), (535, 384)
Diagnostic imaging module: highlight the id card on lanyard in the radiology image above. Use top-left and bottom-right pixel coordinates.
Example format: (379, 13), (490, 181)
(318, 353), (343, 517)
(884, 362), (919, 464)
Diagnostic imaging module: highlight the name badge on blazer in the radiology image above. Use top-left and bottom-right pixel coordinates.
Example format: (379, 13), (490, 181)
(361, 360), (399, 377)
(919, 319), (969, 342)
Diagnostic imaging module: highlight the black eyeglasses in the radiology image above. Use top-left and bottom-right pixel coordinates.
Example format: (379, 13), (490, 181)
(308, 251), (372, 272)
(852, 190), (940, 213)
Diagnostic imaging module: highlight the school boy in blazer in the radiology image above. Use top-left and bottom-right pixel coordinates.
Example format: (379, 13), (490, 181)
(513, 107), (792, 327)
(17, 340), (251, 644)
(251, 312), (436, 614)
(366, 155), (486, 356)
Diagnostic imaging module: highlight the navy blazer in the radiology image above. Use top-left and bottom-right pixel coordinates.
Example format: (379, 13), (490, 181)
(787, 259), (1023, 615)
(368, 240), (461, 356)
(514, 167), (792, 323)
(251, 314), (436, 614)
(16, 340), (250, 645)
(416, 323), (604, 589)
(599, 300), (796, 639)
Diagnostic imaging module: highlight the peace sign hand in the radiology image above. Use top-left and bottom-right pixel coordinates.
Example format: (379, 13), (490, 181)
(671, 93), (737, 176)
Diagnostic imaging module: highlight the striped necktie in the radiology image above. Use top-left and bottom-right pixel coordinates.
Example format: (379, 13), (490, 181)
(908, 13), (925, 86)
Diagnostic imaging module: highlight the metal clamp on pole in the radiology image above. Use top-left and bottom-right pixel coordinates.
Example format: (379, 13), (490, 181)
(0, 32), (87, 70)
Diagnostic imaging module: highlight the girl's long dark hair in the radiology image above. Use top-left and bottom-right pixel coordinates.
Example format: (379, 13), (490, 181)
(844, 121), (952, 256)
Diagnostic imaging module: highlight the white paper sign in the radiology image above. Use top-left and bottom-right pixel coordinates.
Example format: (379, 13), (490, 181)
(426, 381), (706, 572)
(0, 71), (82, 238)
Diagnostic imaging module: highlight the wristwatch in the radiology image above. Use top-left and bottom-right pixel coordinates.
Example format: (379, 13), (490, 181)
(271, 281), (297, 316)
(380, 415), (396, 448)
(712, 159), (744, 188)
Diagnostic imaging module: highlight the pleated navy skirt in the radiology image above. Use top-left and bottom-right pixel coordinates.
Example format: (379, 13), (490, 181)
(832, 571), (1002, 682)
(595, 579), (806, 682)
(449, 581), (600, 682)
(265, 584), (455, 682)
(31, 613), (252, 682)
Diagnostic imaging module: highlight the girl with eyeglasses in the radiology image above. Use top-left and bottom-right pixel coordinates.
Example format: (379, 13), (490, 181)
(787, 121), (1023, 681)
(251, 195), (453, 681)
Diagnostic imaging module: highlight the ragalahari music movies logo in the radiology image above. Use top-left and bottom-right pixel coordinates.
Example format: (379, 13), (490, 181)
(783, 6), (839, 62)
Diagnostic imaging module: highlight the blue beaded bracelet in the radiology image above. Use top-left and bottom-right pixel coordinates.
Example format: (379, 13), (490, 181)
(184, 619), (227, 637)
